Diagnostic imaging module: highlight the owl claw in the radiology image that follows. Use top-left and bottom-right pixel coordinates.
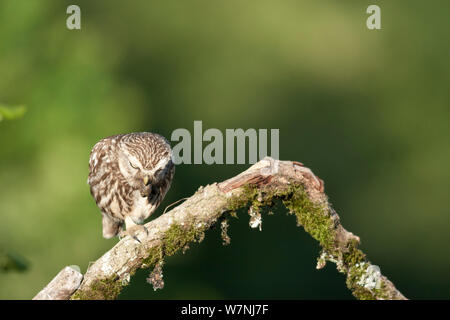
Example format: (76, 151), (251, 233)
(119, 225), (148, 243)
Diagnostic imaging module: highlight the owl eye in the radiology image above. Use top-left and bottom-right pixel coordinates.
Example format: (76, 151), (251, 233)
(129, 161), (139, 169)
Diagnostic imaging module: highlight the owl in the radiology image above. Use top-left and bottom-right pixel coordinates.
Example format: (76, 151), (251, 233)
(88, 132), (175, 241)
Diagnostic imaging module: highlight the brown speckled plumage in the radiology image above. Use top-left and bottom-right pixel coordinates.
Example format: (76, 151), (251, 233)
(88, 132), (175, 239)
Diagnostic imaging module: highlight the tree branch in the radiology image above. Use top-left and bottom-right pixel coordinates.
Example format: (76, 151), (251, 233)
(33, 266), (83, 300)
(34, 157), (406, 300)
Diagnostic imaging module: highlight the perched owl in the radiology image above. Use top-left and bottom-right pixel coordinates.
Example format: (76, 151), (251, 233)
(88, 132), (175, 241)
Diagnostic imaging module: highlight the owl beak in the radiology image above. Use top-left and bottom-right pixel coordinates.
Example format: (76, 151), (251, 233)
(143, 176), (150, 186)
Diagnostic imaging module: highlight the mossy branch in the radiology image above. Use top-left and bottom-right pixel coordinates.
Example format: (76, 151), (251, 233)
(35, 157), (406, 300)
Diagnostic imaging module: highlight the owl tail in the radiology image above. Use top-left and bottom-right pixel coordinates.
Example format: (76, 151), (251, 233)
(102, 213), (122, 239)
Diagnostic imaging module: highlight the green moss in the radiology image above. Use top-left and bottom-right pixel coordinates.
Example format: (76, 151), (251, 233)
(346, 263), (371, 299)
(372, 281), (391, 300)
(71, 277), (123, 300)
(346, 262), (390, 300)
(282, 186), (335, 250)
(226, 184), (257, 212)
(163, 222), (206, 256)
(225, 182), (336, 251)
(142, 245), (164, 268)
(343, 240), (366, 266)
(228, 211), (238, 219)
(142, 221), (208, 267)
(226, 184), (277, 220)
(351, 287), (377, 300)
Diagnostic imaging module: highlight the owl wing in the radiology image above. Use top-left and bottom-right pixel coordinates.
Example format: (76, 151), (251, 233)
(88, 136), (126, 238)
(101, 212), (122, 239)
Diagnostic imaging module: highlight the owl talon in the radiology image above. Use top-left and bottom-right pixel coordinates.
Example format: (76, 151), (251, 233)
(119, 224), (148, 243)
(132, 235), (141, 243)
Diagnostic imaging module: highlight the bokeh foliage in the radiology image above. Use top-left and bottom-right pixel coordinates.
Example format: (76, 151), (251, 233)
(0, 0), (449, 299)
(0, 250), (29, 273)
(0, 104), (26, 122)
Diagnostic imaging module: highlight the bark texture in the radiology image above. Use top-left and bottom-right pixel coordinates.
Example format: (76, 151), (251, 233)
(33, 266), (83, 300)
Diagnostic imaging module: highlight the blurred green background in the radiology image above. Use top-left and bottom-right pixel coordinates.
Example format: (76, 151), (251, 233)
(1, 0), (449, 299)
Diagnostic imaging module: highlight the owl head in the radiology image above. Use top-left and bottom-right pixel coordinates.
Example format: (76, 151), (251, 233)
(116, 133), (173, 197)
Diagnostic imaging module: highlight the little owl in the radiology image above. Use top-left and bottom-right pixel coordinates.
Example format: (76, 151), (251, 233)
(88, 132), (175, 241)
